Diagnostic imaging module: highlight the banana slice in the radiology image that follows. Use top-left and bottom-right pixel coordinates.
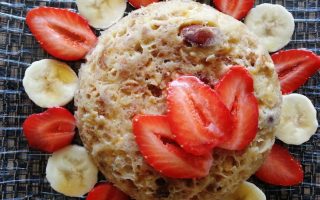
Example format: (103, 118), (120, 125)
(46, 145), (98, 197)
(23, 59), (78, 108)
(275, 93), (318, 145)
(227, 181), (266, 200)
(244, 3), (295, 52)
(76, 0), (127, 29)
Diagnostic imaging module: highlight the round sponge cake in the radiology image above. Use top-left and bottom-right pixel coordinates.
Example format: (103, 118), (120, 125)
(75, 1), (282, 199)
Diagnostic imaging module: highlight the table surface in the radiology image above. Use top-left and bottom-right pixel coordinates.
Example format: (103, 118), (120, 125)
(0, 0), (319, 199)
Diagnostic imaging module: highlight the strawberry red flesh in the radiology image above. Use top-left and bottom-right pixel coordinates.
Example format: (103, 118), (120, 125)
(129, 0), (159, 9)
(23, 107), (75, 153)
(167, 76), (233, 156)
(213, 0), (255, 20)
(133, 115), (213, 179)
(272, 49), (320, 94)
(215, 66), (259, 150)
(86, 182), (129, 200)
(255, 144), (304, 186)
(26, 7), (97, 61)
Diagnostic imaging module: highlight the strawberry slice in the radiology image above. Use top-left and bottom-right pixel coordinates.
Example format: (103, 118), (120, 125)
(129, 0), (159, 9)
(133, 115), (213, 178)
(23, 107), (76, 153)
(255, 144), (304, 186)
(26, 7), (97, 61)
(215, 66), (258, 150)
(213, 0), (255, 20)
(271, 49), (320, 94)
(167, 76), (233, 156)
(86, 182), (129, 200)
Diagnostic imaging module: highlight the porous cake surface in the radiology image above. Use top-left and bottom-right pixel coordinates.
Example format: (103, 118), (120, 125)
(75, 1), (282, 199)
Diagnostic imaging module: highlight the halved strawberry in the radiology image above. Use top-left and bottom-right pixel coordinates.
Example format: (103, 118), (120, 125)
(215, 66), (258, 150)
(271, 49), (320, 94)
(255, 144), (304, 186)
(86, 182), (129, 200)
(213, 0), (255, 20)
(132, 115), (213, 178)
(167, 76), (233, 156)
(23, 107), (76, 153)
(26, 7), (97, 61)
(129, 0), (159, 9)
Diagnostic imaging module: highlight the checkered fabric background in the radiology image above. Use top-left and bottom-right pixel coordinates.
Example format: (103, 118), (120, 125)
(0, 0), (319, 199)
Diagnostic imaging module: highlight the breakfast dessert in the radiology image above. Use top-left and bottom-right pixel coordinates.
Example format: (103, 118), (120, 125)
(74, 1), (282, 199)
(19, 0), (320, 198)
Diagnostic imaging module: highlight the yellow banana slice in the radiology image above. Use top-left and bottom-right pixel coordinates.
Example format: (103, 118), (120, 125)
(76, 0), (127, 29)
(275, 93), (318, 145)
(23, 59), (78, 108)
(244, 3), (295, 52)
(227, 181), (266, 200)
(46, 145), (98, 197)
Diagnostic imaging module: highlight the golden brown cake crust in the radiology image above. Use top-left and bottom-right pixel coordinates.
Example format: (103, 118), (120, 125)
(75, 1), (282, 199)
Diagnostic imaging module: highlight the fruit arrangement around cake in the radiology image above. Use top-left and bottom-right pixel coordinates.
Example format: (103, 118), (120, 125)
(20, 0), (319, 199)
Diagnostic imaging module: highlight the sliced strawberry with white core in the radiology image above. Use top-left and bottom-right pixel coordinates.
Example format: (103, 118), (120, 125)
(129, 0), (159, 9)
(255, 144), (304, 186)
(132, 115), (213, 179)
(86, 182), (129, 200)
(213, 0), (255, 20)
(26, 7), (97, 61)
(271, 49), (320, 94)
(167, 76), (233, 156)
(215, 66), (259, 150)
(23, 107), (76, 153)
